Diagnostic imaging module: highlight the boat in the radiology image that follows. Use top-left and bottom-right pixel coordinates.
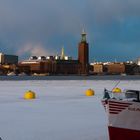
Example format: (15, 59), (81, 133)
(101, 88), (140, 140)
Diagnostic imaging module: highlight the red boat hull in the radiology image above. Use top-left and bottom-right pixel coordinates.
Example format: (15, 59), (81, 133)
(108, 126), (140, 140)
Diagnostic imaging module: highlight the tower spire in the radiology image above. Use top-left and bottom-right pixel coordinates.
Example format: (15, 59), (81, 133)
(81, 28), (87, 42)
(61, 46), (65, 60)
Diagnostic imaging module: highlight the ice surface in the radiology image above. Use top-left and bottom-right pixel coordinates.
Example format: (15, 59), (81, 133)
(0, 80), (139, 140)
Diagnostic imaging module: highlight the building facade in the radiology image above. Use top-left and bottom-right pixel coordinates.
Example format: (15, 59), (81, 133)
(0, 53), (18, 64)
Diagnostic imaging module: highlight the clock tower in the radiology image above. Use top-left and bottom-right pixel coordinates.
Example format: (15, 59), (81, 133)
(78, 29), (89, 75)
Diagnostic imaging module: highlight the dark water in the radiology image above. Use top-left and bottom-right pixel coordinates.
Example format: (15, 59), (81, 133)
(0, 75), (140, 80)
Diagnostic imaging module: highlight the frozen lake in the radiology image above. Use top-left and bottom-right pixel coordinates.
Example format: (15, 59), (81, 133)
(0, 80), (140, 140)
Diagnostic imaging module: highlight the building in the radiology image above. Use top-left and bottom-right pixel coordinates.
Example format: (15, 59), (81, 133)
(124, 62), (140, 75)
(18, 31), (89, 75)
(93, 64), (103, 74)
(78, 29), (89, 75)
(18, 60), (55, 74)
(135, 58), (140, 66)
(105, 63), (125, 74)
(18, 59), (80, 75)
(0, 53), (18, 65)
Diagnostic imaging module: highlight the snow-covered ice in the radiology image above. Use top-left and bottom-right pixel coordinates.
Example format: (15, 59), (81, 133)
(0, 80), (139, 140)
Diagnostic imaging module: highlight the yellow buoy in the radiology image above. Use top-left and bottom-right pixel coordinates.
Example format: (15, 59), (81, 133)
(24, 90), (36, 100)
(85, 89), (95, 96)
(112, 88), (122, 93)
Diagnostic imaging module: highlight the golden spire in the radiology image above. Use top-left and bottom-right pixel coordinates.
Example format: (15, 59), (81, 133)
(61, 46), (65, 60)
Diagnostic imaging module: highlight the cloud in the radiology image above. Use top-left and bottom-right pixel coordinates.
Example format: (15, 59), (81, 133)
(87, 0), (140, 22)
(17, 43), (53, 58)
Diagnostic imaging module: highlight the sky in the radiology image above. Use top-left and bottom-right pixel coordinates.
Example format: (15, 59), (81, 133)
(0, 0), (140, 62)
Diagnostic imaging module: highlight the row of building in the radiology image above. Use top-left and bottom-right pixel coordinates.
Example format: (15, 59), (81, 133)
(0, 30), (89, 75)
(90, 62), (140, 75)
(0, 58), (139, 76)
(0, 31), (140, 76)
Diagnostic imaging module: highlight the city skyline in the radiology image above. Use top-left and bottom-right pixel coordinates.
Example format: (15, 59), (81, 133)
(0, 0), (140, 62)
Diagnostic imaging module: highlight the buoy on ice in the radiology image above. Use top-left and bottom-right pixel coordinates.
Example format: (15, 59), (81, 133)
(112, 88), (122, 93)
(85, 89), (95, 96)
(24, 90), (36, 99)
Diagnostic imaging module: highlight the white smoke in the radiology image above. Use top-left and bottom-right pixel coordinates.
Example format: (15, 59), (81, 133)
(17, 43), (52, 57)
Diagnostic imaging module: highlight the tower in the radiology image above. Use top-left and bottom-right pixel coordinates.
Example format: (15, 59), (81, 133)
(78, 29), (89, 75)
(60, 47), (65, 60)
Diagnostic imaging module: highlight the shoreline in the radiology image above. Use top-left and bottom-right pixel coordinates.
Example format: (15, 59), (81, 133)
(0, 75), (140, 80)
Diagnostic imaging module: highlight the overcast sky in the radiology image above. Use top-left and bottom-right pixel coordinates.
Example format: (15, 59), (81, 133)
(0, 0), (140, 62)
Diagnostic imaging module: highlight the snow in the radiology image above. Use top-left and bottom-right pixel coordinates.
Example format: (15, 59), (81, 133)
(0, 80), (139, 140)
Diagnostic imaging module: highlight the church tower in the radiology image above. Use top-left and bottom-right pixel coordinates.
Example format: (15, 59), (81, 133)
(60, 47), (65, 60)
(78, 29), (89, 75)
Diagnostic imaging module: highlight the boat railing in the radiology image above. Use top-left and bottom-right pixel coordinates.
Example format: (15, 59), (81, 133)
(125, 90), (140, 102)
(103, 89), (140, 102)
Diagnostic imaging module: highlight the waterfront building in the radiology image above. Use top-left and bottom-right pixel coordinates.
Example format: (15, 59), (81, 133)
(0, 53), (18, 64)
